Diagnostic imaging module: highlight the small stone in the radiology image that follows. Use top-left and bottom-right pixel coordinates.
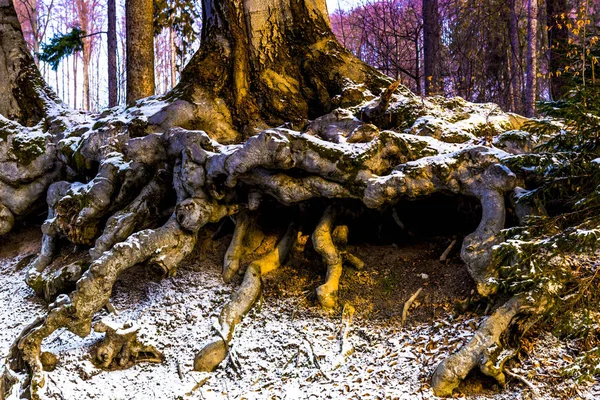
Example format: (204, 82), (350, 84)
(420, 273), (429, 280)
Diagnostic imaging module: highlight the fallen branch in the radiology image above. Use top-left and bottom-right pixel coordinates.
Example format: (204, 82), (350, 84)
(505, 368), (540, 399)
(440, 239), (457, 262)
(401, 288), (422, 325)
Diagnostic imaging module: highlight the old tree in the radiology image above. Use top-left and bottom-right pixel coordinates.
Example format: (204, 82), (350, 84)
(1, 0), (599, 397)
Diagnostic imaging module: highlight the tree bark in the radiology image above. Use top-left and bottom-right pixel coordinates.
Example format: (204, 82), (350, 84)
(165, 0), (386, 142)
(525, 0), (538, 117)
(126, 0), (155, 104)
(423, 0), (441, 95)
(509, 0), (522, 112)
(108, 0), (118, 107)
(0, 0), (59, 124)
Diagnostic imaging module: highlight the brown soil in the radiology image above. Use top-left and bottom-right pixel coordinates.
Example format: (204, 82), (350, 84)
(1, 219), (474, 328)
(266, 235), (474, 324)
(0, 223), (42, 261)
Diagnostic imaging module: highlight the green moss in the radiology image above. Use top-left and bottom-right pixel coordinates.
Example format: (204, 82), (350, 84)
(128, 118), (150, 138)
(10, 134), (47, 165)
(92, 120), (107, 130)
(447, 112), (470, 123)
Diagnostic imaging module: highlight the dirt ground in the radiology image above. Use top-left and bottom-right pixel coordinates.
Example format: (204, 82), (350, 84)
(1, 222), (598, 399)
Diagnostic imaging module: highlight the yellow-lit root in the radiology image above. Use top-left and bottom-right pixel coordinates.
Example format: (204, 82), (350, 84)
(312, 206), (343, 309)
(194, 224), (298, 372)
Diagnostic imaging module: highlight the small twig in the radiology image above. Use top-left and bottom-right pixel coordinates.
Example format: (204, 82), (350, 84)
(185, 376), (209, 397)
(47, 375), (66, 400)
(333, 304), (354, 369)
(439, 239), (457, 262)
(291, 324), (331, 380)
(176, 359), (184, 381)
(391, 208), (405, 230)
(223, 381), (231, 400)
(282, 345), (299, 370)
(505, 368), (540, 399)
(401, 288), (422, 325)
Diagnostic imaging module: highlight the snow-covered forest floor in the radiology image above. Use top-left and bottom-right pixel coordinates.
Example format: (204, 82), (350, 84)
(1, 224), (598, 400)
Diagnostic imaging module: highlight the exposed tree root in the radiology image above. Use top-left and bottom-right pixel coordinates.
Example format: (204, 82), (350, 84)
(12, 217), (197, 398)
(1, 53), (542, 398)
(431, 293), (546, 396)
(0, 0), (563, 395)
(3, 118), (527, 398)
(92, 320), (163, 369)
(312, 206), (344, 309)
(222, 210), (252, 283)
(90, 166), (172, 260)
(194, 224), (298, 372)
(29, 257), (90, 301)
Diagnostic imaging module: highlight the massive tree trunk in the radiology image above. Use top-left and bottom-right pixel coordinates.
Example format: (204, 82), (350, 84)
(0, 0), (563, 398)
(162, 0), (387, 142)
(125, 0), (155, 104)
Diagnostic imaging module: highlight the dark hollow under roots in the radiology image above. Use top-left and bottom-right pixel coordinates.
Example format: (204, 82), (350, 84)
(1, 96), (547, 399)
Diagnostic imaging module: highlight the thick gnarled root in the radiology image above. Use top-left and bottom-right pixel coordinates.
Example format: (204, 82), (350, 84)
(92, 320), (163, 369)
(27, 257), (89, 301)
(51, 156), (151, 245)
(194, 224), (298, 372)
(9, 217), (198, 399)
(312, 206), (343, 309)
(222, 210), (252, 282)
(90, 167), (172, 260)
(312, 207), (363, 308)
(431, 293), (543, 397)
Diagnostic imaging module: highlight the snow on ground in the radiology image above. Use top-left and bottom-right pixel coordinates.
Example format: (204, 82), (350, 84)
(1, 230), (598, 400)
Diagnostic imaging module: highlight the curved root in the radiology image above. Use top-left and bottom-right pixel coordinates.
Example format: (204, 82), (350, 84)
(194, 223), (298, 371)
(312, 206), (344, 309)
(222, 210), (252, 283)
(431, 293), (543, 397)
(11, 217), (198, 399)
(90, 167), (171, 260)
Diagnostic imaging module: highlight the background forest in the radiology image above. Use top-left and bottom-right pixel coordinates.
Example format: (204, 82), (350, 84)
(12, 0), (600, 116)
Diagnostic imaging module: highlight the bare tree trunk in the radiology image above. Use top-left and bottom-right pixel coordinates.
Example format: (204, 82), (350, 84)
(509, 0), (521, 112)
(126, 0), (155, 104)
(169, 0), (385, 143)
(423, 0), (441, 95)
(415, 37), (422, 95)
(108, 0), (118, 107)
(525, 0), (538, 117)
(169, 26), (176, 89)
(83, 49), (91, 111)
(74, 55), (78, 109)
